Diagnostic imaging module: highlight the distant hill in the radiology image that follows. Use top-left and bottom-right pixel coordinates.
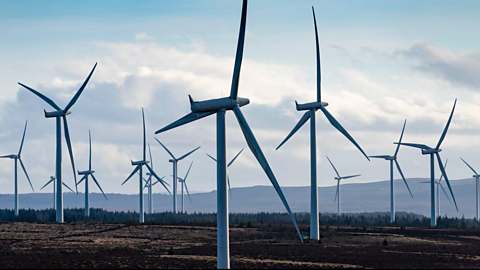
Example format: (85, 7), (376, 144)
(0, 178), (477, 218)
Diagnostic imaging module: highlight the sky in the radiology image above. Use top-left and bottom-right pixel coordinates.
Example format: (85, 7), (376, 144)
(0, 0), (479, 196)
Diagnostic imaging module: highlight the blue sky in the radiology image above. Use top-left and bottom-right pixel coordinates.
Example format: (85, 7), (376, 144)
(0, 0), (479, 198)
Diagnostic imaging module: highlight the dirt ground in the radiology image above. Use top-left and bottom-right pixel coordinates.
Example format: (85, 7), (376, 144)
(0, 222), (479, 269)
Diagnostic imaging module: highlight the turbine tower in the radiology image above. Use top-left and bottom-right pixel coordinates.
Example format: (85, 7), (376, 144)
(460, 158), (480, 221)
(0, 121), (34, 217)
(155, 1), (303, 268)
(326, 156), (361, 215)
(207, 148), (244, 199)
(421, 159), (452, 222)
(396, 100), (458, 227)
(275, 7), (369, 240)
(76, 131), (107, 217)
(155, 139), (200, 214)
(122, 109), (170, 223)
(40, 176), (75, 210)
(176, 161), (194, 213)
(369, 120), (413, 223)
(19, 63), (97, 223)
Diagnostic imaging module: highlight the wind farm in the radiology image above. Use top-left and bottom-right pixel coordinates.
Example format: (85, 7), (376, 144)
(1, 0), (480, 269)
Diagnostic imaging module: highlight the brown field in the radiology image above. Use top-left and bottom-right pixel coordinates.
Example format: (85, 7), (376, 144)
(0, 222), (479, 269)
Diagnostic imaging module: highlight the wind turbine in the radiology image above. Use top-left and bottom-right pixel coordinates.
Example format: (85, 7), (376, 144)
(275, 7), (369, 240)
(155, 1), (303, 268)
(206, 148), (244, 199)
(155, 139), (200, 214)
(421, 159), (452, 222)
(369, 120), (413, 223)
(143, 144), (171, 214)
(19, 63), (97, 223)
(76, 131), (107, 217)
(122, 109), (170, 223)
(395, 100), (458, 227)
(175, 161), (194, 213)
(0, 121), (34, 217)
(326, 156), (361, 215)
(460, 158), (480, 221)
(40, 176), (75, 210)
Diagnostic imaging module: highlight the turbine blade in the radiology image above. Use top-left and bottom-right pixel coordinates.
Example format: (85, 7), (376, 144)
(436, 99), (457, 149)
(62, 182), (75, 194)
(228, 175), (233, 200)
(342, 174), (361, 180)
(0, 155), (14, 159)
(63, 116), (77, 193)
(19, 158), (34, 193)
(233, 106), (303, 243)
(18, 121), (27, 156)
(394, 119), (407, 158)
(319, 107), (369, 161)
(89, 130), (92, 171)
(229, 0), (248, 100)
(206, 154), (217, 162)
(155, 138), (176, 160)
(177, 146), (201, 161)
(184, 161), (193, 180)
(460, 158), (478, 175)
(148, 143), (153, 169)
(155, 111), (215, 134)
(439, 159), (449, 182)
(395, 160), (413, 198)
(40, 178), (55, 191)
(368, 155), (391, 159)
(122, 166), (140, 186)
(18, 83), (61, 111)
(436, 153), (458, 211)
(228, 148), (244, 167)
(91, 174), (108, 201)
(334, 181), (339, 204)
(142, 108), (147, 161)
(76, 175), (87, 186)
(440, 183), (453, 205)
(394, 142), (432, 150)
(276, 111), (311, 150)
(185, 182), (193, 205)
(145, 164), (171, 195)
(312, 6), (322, 103)
(64, 63), (97, 112)
(326, 156), (341, 178)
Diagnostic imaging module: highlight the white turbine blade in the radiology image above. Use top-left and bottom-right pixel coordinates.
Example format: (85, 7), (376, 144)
(394, 142), (432, 150)
(229, 0), (248, 100)
(206, 153), (217, 162)
(228, 175), (233, 200)
(312, 6), (322, 103)
(440, 183), (453, 205)
(63, 116), (77, 193)
(436, 153), (458, 211)
(395, 160), (413, 198)
(394, 119), (407, 158)
(89, 130), (92, 171)
(436, 99), (457, 149)
(18, 83), (61, 111)
(184, 161), (193, 181)
(62, 182), (75, 194)
(233, 106), (303, 243)
(19, 158), (34, 193)
(228, 148), (244, 167)
(460, 158), (478, 175)
(155, 111), (215, 134)
(154, 138), (176, 160)
(122, 166), (140, 186)
(18, 121), (28, 156)
(341, 174), (361, 180)
(40, 178), (55, 190)
(369, 155), (391, 159)
(276, 111), (310, 150)
(142, 108), (147, 161)
(76, 175), (87, 186)
(326, 156), (341, 178)
(185, 182), (193, 205)
(91, 174), (108, 201)
(145, 164), (171, 195)
(334, 181), (339, 203)
(439, 159), (448, 182)
(64, 63), (97, 112)
(177, 146), (201, 161)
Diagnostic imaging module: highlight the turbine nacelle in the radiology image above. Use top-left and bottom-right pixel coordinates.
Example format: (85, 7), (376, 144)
(44, 110), (71, 118)
(189, 96), (250, 113)
(295, 101), (329, 111)
(78, 170), (95, 175)
(131, 160), (149, 166)
(422, 148), (441, 155)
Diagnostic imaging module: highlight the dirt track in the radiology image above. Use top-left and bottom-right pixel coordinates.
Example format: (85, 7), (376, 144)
(0, 223), (479, 269)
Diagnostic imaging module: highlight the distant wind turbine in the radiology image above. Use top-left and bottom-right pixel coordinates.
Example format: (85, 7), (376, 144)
(122, 109), (170, 223)
(19, 63), (97, 223)
(175, 161), (194, 213)
(206, 148), (244, 199)
(369, 120), (413, 223)
(76, 131), (107, 217)
(276, 7), (369, 240)
(40, 176), (75, 210)
(326, 156), (361, 215)
(0, 121), (34, 217)
(460, 158), (480, 221)
(421, 159), (452, 222)
(155, 139), (200, 214)
(155, 1), (303, 268)
(143, 144), (171, 214)
(396, 100), (458, 227)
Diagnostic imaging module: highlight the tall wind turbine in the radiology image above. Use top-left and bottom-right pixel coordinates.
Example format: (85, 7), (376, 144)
(275, 7), (369, 240)
(176, 161), (194, 213)
(155, 1), (303, 268)
(326, 156), (361, 215)
(421, 159), (452, 222)
(40, 176), (75, 210)
(155, 139), (200, 214)
(369, 120), (413, 223)
(460, 158), (480, 221)
(76, 131), (107, 217)
(207, 148), (244, 199)
(396, 100), (458, 227)
(122, 109), (170, 223)
(143, 144), (171, 214)
(0, 121), (34, 217)
(19, 63), (97, 223)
